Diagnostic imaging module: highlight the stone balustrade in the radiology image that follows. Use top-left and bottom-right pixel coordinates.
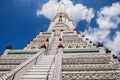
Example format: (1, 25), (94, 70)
(62, 63), (119, 71)
(1, 55), (34, 59)
(62, 71), (120, 80)
(0, 65), (18, 71)
(62, 54), (111, 64)
(63, 54), (109, 57)
(0, 59), (25, 65)
(0, 72), (9, 77)
(63, 43), (92, 48)
(49, 49), (62, 80)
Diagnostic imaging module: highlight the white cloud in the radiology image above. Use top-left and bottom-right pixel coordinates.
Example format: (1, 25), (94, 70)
(97, 2), (120, 29)
(84, 2), (120, 55)
(83, 27), (110, 43)
(83, 27), (120, 55)
(37, 0), (58, 19)
(37, 0), (94, 23)
(105, 31), (120, 54)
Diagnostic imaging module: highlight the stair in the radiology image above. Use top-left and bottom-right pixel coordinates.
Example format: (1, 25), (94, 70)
(48, 36), (60, 55)
(21, 55), (54, 80)
(21, 36), (59, 80)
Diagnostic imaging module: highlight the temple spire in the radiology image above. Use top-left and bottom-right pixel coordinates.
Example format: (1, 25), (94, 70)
(57, 1), (66, 13)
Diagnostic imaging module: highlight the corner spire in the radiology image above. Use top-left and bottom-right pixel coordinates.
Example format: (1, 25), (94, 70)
(57, 1), (66, 13)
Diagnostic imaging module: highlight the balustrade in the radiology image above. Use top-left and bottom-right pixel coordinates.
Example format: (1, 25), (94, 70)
(49, 49), (63, 80)
(62, 71), (120, 80)
(1, 49), (45, 80)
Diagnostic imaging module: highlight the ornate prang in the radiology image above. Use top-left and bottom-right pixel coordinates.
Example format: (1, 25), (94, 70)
(6, 45), (12, 50)
(57, 1), (66, 13)
(2, 1), (120, 80)
(58, 44), (64, 48)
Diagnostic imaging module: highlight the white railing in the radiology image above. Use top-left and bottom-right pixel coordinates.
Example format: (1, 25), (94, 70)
(46, 55), (55, 80)
(48, 32), (54, 49)
(49, 49), (63, 80)
(1, 49), (45, 80)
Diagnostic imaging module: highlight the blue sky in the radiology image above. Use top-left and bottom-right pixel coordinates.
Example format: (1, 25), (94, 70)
(0, 0), (120, 55)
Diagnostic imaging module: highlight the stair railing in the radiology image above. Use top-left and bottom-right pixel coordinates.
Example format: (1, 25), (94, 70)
(1, 49), (46, 80)
(46, 55), (55, 80)
(48, 48), (63, 80)
(48, 32), (54, 50)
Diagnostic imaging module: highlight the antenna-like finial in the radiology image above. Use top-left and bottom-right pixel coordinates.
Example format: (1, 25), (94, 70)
(57, 1), (66, 13)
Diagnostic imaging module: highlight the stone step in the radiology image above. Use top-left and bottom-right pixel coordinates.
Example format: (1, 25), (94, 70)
(38, 58), (54, 60)
(21, 55), (54, 80)
(41, 57), (54, 58)
(25, 71), (51, 75)
(37, 59), (54, 62)
(38, 58), (54, 61)
(22, 75), (46, 79)
(40, 58), (54, 60)
(37, 61), (53, 63)
(48, 51), (56, 52)
(28, 68), (49, 72)
(38, 59), (53, 61)
(48, 52), (56, 54)
(50, 49), (57, 51)
(21, 79), (46, 80)
(44, 55), (54, 57)
(49, 52), (56, 54)
(34, 65), (51, 67)
(31, 67), (53, 70)
(40, 57), (54, 59)
(32, 66), (51, 69)
(37, 63), (52, 65)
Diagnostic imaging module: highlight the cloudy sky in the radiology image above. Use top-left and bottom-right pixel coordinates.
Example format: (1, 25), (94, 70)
(0, 0), (120, 56)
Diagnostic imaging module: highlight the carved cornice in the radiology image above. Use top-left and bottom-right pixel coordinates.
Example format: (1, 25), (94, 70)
(62, 71), (120, 80)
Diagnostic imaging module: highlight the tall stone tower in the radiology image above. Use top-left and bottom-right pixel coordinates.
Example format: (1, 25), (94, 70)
(0, 1), (120, 80)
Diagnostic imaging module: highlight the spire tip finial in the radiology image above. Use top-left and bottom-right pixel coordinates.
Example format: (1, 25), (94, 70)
(57, 1), (66, 13)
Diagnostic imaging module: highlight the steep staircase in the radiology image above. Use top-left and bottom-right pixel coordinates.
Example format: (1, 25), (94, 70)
(21, 36), (60, 80)
(21, 55), (54, 80)
(48, 36), (60, 55)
